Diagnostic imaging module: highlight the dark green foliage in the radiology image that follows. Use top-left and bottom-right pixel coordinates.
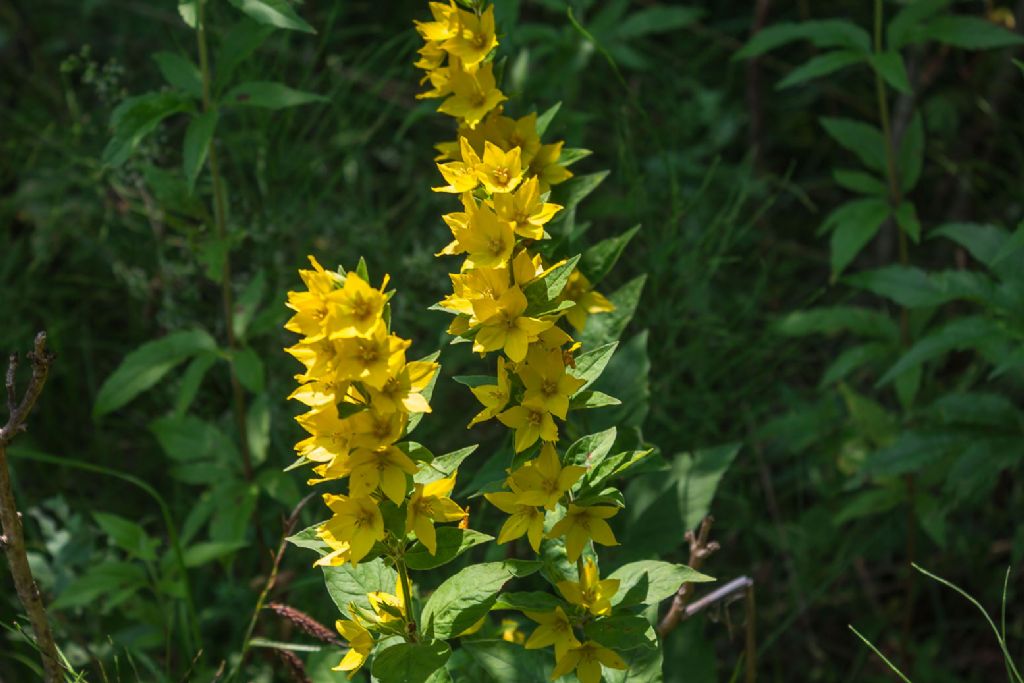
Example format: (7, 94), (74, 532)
(2, 0), (1022, 681)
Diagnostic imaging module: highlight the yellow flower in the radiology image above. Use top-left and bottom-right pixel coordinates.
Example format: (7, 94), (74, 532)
(347, 446), (418, 504)
(406, 475), (467, 555)
(325, 271), (389, 339)
(468, 356), (510, 426)
(507, 443), (586, 510)
(459, 201), (517, 270)
(444, 265), (510, 320)
(501, 618), (527, 645)
(368, 360), (438, 414)
(319, 494), (386, 564)
(438, 60), (507, 129)
(556, 557), (620, 616)
(473, 286), (553, 362)
(475, 141), (523, 194)
(416, 65), (452, 100)
(336, 325), (410, 390)
(562, 270), (615, 331)
(549, 641), (627, 683)
(287, 378), (352, 408)
(347, 409), (407, 451)
(414, 40), (446, 72)
(529, 140), (573, 192)
(294, 403), (352, 463)
(547, 504), (619, 562)
(414, 1), (457, 43)
(482, 112), (542, 167)
(333, 619), (375, 678)
(516, 345), (585, 419)
(524, 606), (580, 659)
(497, 399), (558, 452)
(285, 255), (342, 341)
(367, 576), (407, 625)
(434, 139), (481, 193)
(483, 491), (545, 552)
(442, 5), (498, 68)
(511, 249), (545, 286)
(284, 336), (343, 383)
(493, 176), (561, 240)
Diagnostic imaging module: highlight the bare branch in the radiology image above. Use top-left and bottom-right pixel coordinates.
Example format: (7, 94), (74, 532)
(656, 516), (720, 638)
(0, 332), (63, 682)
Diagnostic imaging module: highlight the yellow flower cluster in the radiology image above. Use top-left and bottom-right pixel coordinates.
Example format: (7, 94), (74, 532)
(284, 257), (468, 676)
(415, 4), (627, 682)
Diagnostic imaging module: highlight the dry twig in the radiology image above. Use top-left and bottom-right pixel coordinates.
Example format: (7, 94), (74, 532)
(657, 516), (720, 638)
(0, 332), (63, 682)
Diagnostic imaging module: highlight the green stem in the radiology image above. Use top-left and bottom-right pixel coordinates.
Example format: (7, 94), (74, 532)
(396, 556), (417, 642)
(874, 0), (916, 655)
(195, 0), (253, 480)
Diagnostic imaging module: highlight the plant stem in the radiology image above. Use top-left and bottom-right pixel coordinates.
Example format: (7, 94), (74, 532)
(396, 556), (417, 642)
(195, 0), (253, 481)
(0, 334), (63, 683)
(874, 0), (917, 655)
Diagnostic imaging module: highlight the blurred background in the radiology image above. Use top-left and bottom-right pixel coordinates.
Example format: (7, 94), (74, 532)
(1, 0), (1022, 681)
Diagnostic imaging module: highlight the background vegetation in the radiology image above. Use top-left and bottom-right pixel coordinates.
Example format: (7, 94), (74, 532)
(1, 0), (1022, 681)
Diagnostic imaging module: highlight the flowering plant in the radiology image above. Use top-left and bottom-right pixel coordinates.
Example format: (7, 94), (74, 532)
(282, 2), (713, 681)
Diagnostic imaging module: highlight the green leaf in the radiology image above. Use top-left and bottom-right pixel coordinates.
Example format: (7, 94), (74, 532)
(924, 15), (1024, 49)
(554, 171), (609, 213)
(232, 270), (267, 340)
(223, 81), (327, 109)
(173, 352), (217, 417)
(579, 224), (641, 286)
(94, 329), (217, 417)
(491, 591), (565, 612)
(227, 0), (316, 33)
(877, 316), (1005, 385)
(898, 112), (924, 192)
(580, 274), (646, 348)
(894, 201), (921, 243)
(183, 540), (247, 567)
(845, 265), (948, 307)
(887, 0), (950, 49)
(152, 52), (203, 98)
(565, 427), (617, 469)
(777, 50), (864, 89)
(414, 444), (477, 484)
(535, 102), (561, 137)
(610, 560), (714, 607)
(824, 198), (891, 278)
(736, 20), (871, 59)
(93, 512), (157, 561)
(523, 255), (580, 313)
(820, 342), (892, 386)
(178, 0), (197, 28)
(833, 169), (888, 196)
(775, 306), (899, 340)
(183, 110), (217, 194)
(102, 92), (192, 167)
(420, 562), (518, 639)
(819, 117), (887, 173)
(405, 528), (494, 570)
(585, 615), (658, 651)
(674, 443), (740, 532)
(932, 222), (1021, 273)
(581, 449), (653, 493)
(215, 19), (275, 91)
(284, 522), (330, 556)
(247, 393), (271, 466)
(616, 7), (702, 38)
(462, 640), (553, 683)
(569, 390), (621, 409)
(372, 641), (451, 683)
(869, 51), (911, 94)
(52, 562), (148, 610)
(452, 375), (494, 388)
(233, 346), (265, 393)
(568, 341), (618, 392)
(323, 559), (397, 618)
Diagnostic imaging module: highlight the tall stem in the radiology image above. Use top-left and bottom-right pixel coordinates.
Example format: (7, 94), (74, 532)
(396, 557), (417, 642)
(0, 334), (63, 682)
(195, 0), (253, 480)
(874, 0), (916, 653)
